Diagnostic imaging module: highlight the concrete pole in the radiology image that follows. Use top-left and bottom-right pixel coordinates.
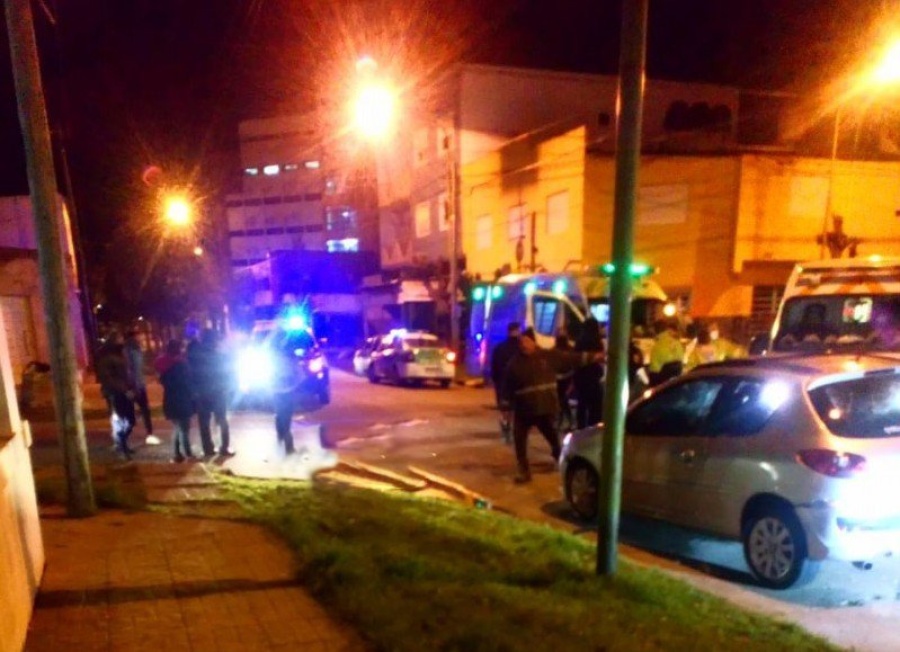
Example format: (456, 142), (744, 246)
(4, 0), (95, 516)
(448, 148), (461, 353)
(597, 0), (648, 576)
(820, 107), (841, 260)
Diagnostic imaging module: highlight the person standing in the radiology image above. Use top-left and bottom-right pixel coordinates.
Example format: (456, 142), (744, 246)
(554, 329), (575, 431)
(124, 330), (159, 445)
(96, 332), (136, 459)
(500, 328), (603, 483)
(490, 322), (521, 441)
(573, 317), (605, 429)
(155, 339), (196, 463)
(270, 330), (299, 456)
(648, 319), (684, 386)
(189, 329), (233, 457)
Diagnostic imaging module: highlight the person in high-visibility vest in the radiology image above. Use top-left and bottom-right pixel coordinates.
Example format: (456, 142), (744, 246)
(708, 322), (747, 361)
(648, 319), (684, 386)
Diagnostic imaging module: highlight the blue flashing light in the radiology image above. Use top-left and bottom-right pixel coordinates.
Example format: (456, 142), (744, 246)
(285, 313), (307, 332)
(475, 332), (483, 342)
(524, 281), (537, 296)
(552, 279), (567, 295)
(472, 286), (486, 301)
(491, 285), (504, 299)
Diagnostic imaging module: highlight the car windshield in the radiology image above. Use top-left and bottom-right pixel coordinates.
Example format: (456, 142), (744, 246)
(773, 295), (900, 352)
(808, 373), (900, 438)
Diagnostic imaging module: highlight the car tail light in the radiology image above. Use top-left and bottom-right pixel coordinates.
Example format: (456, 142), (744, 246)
(308, 356), (325, 374)
(445, 351), (457, 363)
(796, 449), (867, 478)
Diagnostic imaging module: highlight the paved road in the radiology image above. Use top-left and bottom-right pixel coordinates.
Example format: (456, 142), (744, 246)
(28, 367), (900, 650)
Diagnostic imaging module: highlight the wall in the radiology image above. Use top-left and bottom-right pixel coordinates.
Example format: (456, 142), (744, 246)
(462, 126), (588, 278)
(0, 301), (44, 652)
(734, 154), (900, 270)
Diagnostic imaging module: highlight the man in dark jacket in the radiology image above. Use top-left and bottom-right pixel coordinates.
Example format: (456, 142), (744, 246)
(96, 332), (136, 459)
(490, 322), (521, 442)
(501, 327), (603, 483)
(270, 330), (299, 456)
(155, 339), (196, 463)
(188, 329), (232, 457)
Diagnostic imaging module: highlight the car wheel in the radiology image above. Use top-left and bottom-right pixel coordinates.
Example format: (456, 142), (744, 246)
(742, 505), (817, 589)
(565, 460), (599, 521)
(367, 365), (379, 384)
(318, 387), (331, 405)
(439, 379), (451, 389)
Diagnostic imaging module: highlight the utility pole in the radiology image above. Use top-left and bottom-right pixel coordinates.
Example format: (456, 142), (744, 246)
(5, 0), (95, 515)
(597, 0), (648, 576)
(447, 131), (461, 353)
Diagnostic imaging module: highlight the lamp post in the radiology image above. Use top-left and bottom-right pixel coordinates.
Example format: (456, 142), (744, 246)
(820, 36), (900, 258)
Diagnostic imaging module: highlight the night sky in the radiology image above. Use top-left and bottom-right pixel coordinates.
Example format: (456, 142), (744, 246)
(0, 0), (891, 271)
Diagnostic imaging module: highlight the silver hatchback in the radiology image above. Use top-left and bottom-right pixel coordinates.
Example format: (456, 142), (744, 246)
(560, 353), (900, 589)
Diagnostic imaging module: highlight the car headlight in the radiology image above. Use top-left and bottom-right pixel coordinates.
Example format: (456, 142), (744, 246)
(562, 432), (573, 448)
(308, 356), (325, 374)
(238, 348), (274, 391)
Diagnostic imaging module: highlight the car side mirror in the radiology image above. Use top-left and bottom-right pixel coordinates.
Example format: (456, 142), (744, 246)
(748, 332), (770, 356)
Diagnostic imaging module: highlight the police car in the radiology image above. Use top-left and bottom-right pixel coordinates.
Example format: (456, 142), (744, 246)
(236, 316), (330, 407)
(367, 330), (456, 387)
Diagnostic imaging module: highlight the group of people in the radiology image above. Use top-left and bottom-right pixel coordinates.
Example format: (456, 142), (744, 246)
(96, 329), (232, 463)
(490, 320), (606, 484)
(488, 316), (746, 483)
(646, 318), (746, 387)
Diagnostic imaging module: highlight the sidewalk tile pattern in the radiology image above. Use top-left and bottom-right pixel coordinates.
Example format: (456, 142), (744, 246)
(25, 509), (368, 652)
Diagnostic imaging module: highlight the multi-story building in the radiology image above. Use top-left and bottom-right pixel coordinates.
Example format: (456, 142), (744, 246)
(461, 123), (900, 337)
(225, 114), (379, 335)
(376, 63), (744, 271)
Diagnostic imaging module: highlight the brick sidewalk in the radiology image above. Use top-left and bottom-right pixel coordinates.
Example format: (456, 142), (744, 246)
(25, 508), (368, 652)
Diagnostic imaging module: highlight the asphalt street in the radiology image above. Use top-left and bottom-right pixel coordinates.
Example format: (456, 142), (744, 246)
(27, 366), (900, 651)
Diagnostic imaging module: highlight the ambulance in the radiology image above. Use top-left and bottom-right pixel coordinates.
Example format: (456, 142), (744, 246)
(767, 256), (900, 353)
(466, 263), (671, 378)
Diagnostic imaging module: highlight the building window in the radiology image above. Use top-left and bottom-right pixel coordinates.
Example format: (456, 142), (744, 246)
(304, 160), (321, 170)
(476, 214), (492, 250)
(415, 201), (431, 238)
(283, 163), (299, 172)
(263, 164), (280, 176)
(414, 128), (429, 166)
(508, 204), (527, 241)
(438, 192), (450, 232)
(546, 190), (569, 235)
(244, 167), (259, 176)
(326, 206), (357, 232)
(326, 238), (360, 252)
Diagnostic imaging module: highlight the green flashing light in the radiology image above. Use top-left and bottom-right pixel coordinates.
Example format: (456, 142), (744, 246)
(552, 279), (567, 295)
(524, 281), (537, 295)
(491, 285), (504, 299)
(600, 262), (654, 278)
(472, 286), (486, 301)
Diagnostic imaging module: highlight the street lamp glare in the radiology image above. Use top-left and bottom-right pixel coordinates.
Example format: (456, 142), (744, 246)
(354, 84), (395, 140)
(164, 195), (191, 227)
(193, 245), (204, 257)
(871, 38), (900, 86)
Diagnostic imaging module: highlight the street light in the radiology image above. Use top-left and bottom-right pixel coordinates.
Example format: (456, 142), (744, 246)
(352, 56), (396, 141)
(163, 193), (192, 227)
(821, 36), (900, 258)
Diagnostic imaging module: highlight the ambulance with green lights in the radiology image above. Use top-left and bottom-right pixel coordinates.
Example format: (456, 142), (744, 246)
(465, 263), (671, 378)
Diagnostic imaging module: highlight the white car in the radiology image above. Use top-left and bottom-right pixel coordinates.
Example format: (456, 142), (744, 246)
(560, 352), (900, 589)
(367, 330), (456, 387)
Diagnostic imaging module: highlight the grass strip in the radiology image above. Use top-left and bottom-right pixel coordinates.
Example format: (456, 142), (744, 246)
(222, 477), (841, 652)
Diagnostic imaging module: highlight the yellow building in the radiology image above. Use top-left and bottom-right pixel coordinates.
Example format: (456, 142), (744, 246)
(461, 125), (900, 331)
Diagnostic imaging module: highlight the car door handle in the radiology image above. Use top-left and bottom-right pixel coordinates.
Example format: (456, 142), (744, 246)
(678, 449), (696, 463)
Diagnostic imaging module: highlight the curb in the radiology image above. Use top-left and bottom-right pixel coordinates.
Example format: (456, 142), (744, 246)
(406, 465), (493, 509)
(333, 461), (428, 492)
